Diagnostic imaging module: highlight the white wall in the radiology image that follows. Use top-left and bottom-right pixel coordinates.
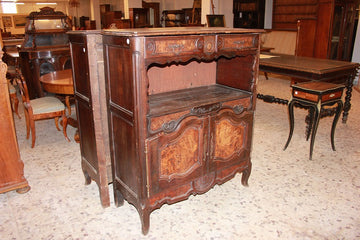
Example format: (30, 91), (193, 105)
(351, 19), (360, 86)
(264, 0), (272, 29)
(218, 0), (233, 28)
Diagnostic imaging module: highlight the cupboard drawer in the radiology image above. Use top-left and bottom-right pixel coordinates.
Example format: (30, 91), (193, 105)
(149, 110), (190, 133)
(223, 98), (251, 112)
(217, 35), (256, 52)
(148, 97), (252, 134)
(145, 36), (203, 58)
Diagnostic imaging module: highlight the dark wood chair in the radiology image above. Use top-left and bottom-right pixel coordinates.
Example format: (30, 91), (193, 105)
(16, 76), (70, 148)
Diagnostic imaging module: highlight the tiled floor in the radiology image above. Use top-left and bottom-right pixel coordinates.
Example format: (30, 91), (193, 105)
(1, 75), (360, 239)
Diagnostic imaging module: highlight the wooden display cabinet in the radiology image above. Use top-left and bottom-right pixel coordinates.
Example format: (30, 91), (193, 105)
(19, 7), (72, 99)
(102, 27), (261, 234)
(0, 50), (30, 194)
(275, 0), (359, 62)
(68, 31), (111, 207)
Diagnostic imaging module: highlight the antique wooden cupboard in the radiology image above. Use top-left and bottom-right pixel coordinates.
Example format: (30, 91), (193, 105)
(101, 27), (261, 234)
(68, 31), (112, 207)
(0, 52), (30, 194)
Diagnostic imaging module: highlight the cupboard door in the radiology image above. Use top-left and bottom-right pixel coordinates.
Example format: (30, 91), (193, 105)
(210, 110), (253, 171)
(146, 116), (208, 197)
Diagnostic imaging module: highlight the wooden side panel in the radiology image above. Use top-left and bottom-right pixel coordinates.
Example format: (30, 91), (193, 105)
(69, 33), (111, 207)
(77, 98), (98, 169)
(216, 55), (255, 92)
(104, 40), (139, 197)
(107, 46), (134, 112)
(70, 39), (97, 172)
(111, 112), (138, 195)
(71, 41), (91, 98)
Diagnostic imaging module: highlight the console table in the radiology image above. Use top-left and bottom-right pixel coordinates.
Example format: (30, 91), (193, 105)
(259, 53), (359, 123)
(102, 27), (262, 234)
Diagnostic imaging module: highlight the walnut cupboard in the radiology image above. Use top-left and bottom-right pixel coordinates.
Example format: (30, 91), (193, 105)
(102, 27), (261, 234)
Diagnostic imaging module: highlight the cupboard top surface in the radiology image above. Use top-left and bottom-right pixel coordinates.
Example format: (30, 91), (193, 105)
(149, 85), (251, 117)
(102, 27), (264, 37)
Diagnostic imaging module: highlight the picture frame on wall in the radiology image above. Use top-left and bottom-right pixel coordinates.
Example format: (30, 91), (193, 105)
(2, 16), (13, 28)
(206, 15), (225, 27)
(13, 15), (27, 28)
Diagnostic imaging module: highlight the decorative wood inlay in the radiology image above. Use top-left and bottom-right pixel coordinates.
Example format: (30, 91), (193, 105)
(160, 128), (201, 180)
(218, 35), (255, 52)
(214, 119), (245, 160)
(145, 37), (203, 57)
(203, 36), (215, 54)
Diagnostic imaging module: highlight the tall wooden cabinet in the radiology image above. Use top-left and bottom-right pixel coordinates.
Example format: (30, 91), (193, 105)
(314, 0), (359, 61)
(275, 0), (359, 61)
(0, 52), (30, 194)
(102, 27), (261, 234)
(68, 31), (111, 207)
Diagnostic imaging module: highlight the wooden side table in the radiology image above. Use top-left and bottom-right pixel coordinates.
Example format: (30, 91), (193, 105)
(284, 81), (345, 160)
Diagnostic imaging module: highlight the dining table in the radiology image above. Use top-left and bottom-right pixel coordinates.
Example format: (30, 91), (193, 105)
(39, 69), (79, 142)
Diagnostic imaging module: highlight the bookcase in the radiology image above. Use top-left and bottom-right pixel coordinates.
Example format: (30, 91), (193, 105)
(295, 0), (359, 61)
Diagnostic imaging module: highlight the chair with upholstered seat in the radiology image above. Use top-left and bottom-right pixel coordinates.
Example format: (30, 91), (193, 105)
(16, 76), (70, 148)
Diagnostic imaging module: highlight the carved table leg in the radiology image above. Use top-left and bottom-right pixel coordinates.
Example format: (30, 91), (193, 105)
(308, 104), (320, 160)
(284, 100), (296, 151)
(342, 74), (354, 124)
(305, 108), (314, 141)
(331, 100), (343, 151)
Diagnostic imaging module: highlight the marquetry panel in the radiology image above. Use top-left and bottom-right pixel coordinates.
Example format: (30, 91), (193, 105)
(217, 35), (257, 52)
(145, 36), (204, 58)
